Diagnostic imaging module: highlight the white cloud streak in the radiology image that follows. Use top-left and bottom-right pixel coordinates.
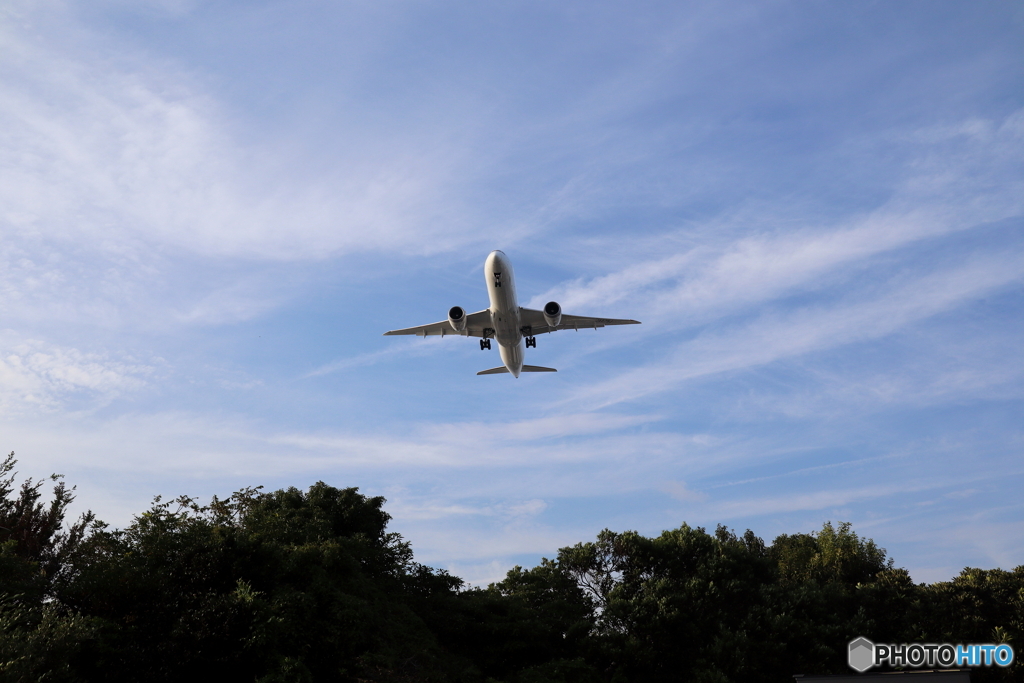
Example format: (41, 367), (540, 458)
(529, 108), (1023, 329)
(557, 245), (1024, 409)
(0, 1), (489, 262)
(0, 335), (155, 412)
(1, 1), (1020, 588)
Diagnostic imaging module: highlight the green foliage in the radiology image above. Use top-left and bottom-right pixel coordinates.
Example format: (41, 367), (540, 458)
(480, 560), (596, 680)
(0, 452), (96, 592)
(0, 453), (101, 680)
(769, 520), (892, 585)
(59, 483), (463, 682)
(2, 452), (1020, 682)
(0, 595), (101, 683)
(555, 524), (779, 682)
(914, 566), (1024, 682)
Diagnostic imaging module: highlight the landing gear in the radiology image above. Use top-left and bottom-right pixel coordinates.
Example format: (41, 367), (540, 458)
(525, 336), (536, 348)
(480, 339), (491, 350)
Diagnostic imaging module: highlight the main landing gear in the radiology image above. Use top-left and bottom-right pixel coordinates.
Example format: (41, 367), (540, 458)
(480, 339), (491, 350)
(525, 336), (537, 348)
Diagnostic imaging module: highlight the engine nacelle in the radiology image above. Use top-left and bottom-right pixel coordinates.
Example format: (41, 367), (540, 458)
(543, 301), (562, 328)
(448, 306), (467, 332)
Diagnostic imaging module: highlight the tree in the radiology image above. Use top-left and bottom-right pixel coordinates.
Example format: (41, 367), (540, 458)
(5, 459), (1020, 683)
(914, 566), (1024, 682)
(0, 452), (96, 592)
(555, 524), (779, 682)
(59, 482), (469, 682)
(0, 453), (100, 681)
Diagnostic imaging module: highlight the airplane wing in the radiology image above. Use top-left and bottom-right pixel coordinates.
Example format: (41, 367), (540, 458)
(518, 308), (641, 335)
(383, 309), (492, 338)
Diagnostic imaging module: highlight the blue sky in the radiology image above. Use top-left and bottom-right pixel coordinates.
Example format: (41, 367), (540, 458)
(1, 0), (1022, 584)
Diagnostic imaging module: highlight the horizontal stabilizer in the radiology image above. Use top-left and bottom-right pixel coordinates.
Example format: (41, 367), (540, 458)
(476, 365), (558, 375)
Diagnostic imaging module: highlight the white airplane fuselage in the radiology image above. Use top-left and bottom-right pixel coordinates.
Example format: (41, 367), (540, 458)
(485, 250), (525, 377)
(382, 250), (640, 376)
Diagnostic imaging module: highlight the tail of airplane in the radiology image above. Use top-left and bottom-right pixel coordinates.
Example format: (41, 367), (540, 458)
(477, 365), (557, 375)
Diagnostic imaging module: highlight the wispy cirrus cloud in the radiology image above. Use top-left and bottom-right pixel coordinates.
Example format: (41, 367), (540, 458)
(304, 340), (452, 378)
(0, 336), (156, 413)
(0, 408), (668, 473)
(2, 0), (1021, 589)
(529, 114), (1024, 330)
(557, 244), (1023, 410)
(0, 2), (488, 263)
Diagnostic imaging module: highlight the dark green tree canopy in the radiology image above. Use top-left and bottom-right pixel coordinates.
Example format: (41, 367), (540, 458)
(1, 455), (1020, 683)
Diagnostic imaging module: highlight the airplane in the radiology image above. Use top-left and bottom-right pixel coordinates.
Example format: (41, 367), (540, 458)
(383, 250), (640, 377)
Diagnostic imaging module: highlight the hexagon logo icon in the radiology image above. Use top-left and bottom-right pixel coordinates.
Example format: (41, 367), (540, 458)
(848, 637), (875, 672)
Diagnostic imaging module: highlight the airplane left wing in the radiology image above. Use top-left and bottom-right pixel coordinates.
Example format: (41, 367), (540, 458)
(383, 309), (492, 337)
(519, 308), (640, 335)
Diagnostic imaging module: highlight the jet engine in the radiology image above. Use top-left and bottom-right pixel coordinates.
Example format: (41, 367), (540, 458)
(543, 301), (562, 328)
(448, 306), (467, 332)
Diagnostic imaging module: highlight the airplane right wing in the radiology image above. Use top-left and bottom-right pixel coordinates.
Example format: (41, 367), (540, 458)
(518, 308), (640, 335)
(383, 309), (492, 338)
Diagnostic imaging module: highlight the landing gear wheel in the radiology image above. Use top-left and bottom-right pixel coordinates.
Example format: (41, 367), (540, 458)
(525, 336), (536, 348)
(480, 339), (491, 350)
